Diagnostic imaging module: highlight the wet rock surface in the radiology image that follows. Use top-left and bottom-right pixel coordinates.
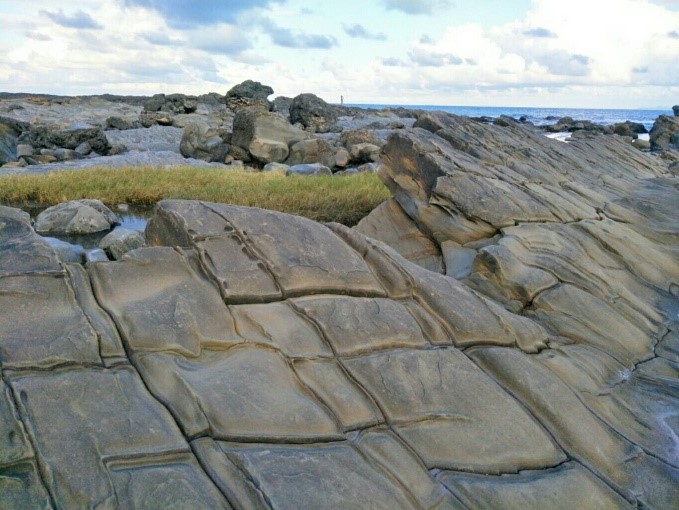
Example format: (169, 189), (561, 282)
(1, 109), (678, 508)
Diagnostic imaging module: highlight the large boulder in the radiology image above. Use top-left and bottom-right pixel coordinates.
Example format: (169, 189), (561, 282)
(225, 80), (274, 111)
(289, 93), (339, 133)
(649, 115), (679, 150)
(231, 108), (309, 164)
(34, 199), (119, 235)
(285, 138), (336, 168)
(27, 125), (111, 155)
(672, 105), (679, 116)
(180, 121), (229, 162)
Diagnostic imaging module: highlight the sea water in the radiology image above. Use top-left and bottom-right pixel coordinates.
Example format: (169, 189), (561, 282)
(348, 105), (671, 132)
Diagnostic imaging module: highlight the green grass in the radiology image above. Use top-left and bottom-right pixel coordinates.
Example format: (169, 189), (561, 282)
(0, 166), (390, 225)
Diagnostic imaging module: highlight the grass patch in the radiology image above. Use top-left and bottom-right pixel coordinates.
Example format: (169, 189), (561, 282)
(0, 166), (390, 225)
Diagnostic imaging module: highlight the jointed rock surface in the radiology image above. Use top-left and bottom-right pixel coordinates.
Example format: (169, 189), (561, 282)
(1, 112), (677, 508)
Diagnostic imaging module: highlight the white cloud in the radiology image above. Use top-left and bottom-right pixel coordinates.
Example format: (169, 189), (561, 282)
(0, 0), (677, 107)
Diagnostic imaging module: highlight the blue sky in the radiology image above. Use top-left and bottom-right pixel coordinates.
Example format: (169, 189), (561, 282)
(1, 0), (677, 108)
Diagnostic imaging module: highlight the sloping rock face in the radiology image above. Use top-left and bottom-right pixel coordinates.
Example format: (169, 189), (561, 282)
(2, 186), (678, 507)
(366, 112), (679, 504)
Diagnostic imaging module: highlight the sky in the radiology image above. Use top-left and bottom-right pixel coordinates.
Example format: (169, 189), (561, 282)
(1, 0), (678, 108)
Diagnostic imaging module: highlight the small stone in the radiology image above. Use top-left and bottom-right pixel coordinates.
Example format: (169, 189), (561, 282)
(85, 248), (109, 263)
(286, 163), (332, 176)
(263, 162), (289, 173)
(356, 162), (379, 173)
(99, 228), (146, 260)
(75, 142), (92, 156)
(54, 148), (79, 161)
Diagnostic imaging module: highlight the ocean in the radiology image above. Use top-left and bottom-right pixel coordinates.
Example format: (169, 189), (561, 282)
(348, 105), (671, 132)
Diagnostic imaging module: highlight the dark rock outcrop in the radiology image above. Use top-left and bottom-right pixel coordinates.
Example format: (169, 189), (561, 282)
(290, 93), (339, 133)
(26, 125), (111, 155)
(225, 80), (274, 111)
(649, 114), (679, 150)
(144, 93), (198, 114)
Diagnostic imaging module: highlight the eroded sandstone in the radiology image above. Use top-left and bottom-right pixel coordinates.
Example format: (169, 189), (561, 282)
(1, 108), (677, 507)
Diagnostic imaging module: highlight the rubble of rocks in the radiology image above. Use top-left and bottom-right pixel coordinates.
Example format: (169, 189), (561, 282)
(0, 82), (421, 175)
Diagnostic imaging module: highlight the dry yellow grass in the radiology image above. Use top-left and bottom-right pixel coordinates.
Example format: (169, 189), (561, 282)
(0, 166), (391, 225)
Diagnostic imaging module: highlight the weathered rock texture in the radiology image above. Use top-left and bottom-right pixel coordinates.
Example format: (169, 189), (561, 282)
(231, 108), (309, 164)
(1, 112), (678, 508)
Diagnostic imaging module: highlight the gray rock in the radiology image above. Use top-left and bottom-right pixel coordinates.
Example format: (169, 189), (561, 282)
(143, 94), (166, 112)
(334, 147), (350, 167)
(42, 237), (86, 263)
(54, 148), (79, 161)
(0, 123), (17, 164)
(290, 93), (339, 133)
(144, 93), (197, 114)
(356, 162), (379, 172)
(272, 96), (293, 118)
(75, 142), (92, 156)
(262, 162), (289, 172)
(673, 105), (679, 116)
(105, 116), (133, 130)
(349, 143), (381, 164)
(140, 111), (173, 128)
(27, 125), (111, 155)
(649, 115), (679, 150)
(99, 228), (146, 260)
(225, 80), (273, 111)
(286, 163), (332, 176)
(105, 125), (183, 153)
(16, 144), (34, 157)
(231, 108), (309, 164)
(340, 129), (383, 149)
(180, 122), (228, 162)
(85, 248), (109, 263)
(286, 138), (336, 168)
(35, 200), (119, 235)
